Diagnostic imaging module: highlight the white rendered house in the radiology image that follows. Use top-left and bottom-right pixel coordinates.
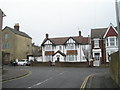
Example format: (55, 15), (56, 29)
(41, 31), (90, 63)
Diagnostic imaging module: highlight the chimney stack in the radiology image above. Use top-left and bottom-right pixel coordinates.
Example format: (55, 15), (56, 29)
(79, 31), (81, 36)
(14, 23), (19, 31)
(46, 33), (49, 38)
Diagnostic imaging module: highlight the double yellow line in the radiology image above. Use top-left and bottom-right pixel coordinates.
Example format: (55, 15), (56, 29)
(80, 73), (96, 90)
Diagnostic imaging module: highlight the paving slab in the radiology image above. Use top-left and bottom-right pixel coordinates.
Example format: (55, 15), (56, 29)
(2, 69), (29, 82)
(85, 73), (119, 88)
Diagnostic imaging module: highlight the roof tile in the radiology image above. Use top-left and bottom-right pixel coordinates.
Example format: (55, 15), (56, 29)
(3, 26), (32, 39)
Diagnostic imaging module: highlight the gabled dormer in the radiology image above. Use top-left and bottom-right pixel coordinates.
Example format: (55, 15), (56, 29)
(65, 37), (77, 50)
(41, 34), (54, 51)
(103, 23), (118, 38)
(44, 39), (53, 45)
(103, 23), (118, 47)
(66, 37), (76, 44)
(41, 34), (54, 46)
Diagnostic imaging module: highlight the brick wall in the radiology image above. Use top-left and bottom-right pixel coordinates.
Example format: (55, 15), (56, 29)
(31, 61), (88, 67)
(109, 51), (120, 87)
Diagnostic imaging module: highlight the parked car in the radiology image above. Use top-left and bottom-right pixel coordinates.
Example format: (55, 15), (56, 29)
(17, 59), (28, 66)
(26, 60), (31, 66)
(10, 60), (17, 66)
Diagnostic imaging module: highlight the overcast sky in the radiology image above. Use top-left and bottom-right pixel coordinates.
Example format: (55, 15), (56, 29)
(0, 0), (119, 45)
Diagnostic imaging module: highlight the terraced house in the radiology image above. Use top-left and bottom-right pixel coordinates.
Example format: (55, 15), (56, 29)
(41, 31), (90, 63)
(91, 23), (118, 66)
(2, 23), (32, 64)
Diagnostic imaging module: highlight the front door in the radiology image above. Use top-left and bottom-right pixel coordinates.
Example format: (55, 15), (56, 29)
(57, 57), (60, 62)
(93, 53), (100, 66)
(3, 53), (10, 65)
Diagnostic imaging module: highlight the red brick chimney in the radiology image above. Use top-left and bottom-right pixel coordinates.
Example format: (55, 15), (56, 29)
(14, 23), (19, 31)
(46, 33), (49, 38)
(79, 31), (81, 36)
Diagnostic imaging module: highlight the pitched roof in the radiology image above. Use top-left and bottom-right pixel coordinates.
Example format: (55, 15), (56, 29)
(50, 37), (68, 45)
(41, 35), (89, 46)
(104, 26), (118, 38)
(82, 37), (89, 44)
(91, 23), (118, 39)
(0, 9), (6, 17)
(91, 28), (107, 39)
(3, 26), (32, 39)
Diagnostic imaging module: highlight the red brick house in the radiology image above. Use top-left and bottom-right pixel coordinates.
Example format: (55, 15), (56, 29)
(91, 23), (118, 66)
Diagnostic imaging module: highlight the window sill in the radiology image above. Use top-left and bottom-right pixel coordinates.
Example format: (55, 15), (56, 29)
(106, 46), (118, 48)
(94, 47), (100, 48)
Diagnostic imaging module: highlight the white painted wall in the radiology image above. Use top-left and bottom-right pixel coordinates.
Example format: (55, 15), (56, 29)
(42, 38), (88, 62)
(53, 53), (65, 62)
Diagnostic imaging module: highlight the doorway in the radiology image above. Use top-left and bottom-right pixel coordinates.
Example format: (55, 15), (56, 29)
(93, 53), (100, 66)
(57, 57), (60, 62)
(3, 53), (10, 65)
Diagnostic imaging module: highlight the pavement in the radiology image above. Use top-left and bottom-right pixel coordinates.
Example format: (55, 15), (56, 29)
(2, 68), (30, 82)
(83, 73), (119, 89)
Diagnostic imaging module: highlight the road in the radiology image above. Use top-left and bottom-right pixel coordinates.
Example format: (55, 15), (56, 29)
(2, 66), (109, 89)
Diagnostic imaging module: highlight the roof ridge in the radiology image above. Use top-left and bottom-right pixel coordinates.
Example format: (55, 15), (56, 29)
(49, 35), (81, 39)
(3, 26), (32, 39)
(91, 27), (107, 30)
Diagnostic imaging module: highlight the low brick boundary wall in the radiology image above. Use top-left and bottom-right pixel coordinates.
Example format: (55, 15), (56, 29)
(31, 61), (89, 67)
(31, 62), (51, 66)
(55, 61), (88, 67)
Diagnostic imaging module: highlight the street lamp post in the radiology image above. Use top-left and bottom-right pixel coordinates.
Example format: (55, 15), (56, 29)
(115, 0), (120, 86)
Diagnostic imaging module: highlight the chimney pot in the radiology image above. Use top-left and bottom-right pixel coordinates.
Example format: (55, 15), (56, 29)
(46, 33), (49, 38)
(14, 23), (19, 31)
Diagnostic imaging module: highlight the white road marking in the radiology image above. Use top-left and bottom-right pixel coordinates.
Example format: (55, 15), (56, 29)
(28, 72), (65, 88)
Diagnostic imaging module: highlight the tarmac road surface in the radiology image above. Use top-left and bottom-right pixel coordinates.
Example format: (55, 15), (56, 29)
(2, 66), (109, 89)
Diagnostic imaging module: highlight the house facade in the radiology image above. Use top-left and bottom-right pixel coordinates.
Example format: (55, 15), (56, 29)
(2, 24), (32, 64)
(91, 23), (118, 66)
(0, 9), (5, 67)
(41, 31), (90, 63)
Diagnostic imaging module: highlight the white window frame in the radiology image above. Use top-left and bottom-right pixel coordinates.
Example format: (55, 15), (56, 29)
(5, 33), (8, 39)
(3, 43), (9, 49)
(45, 45), (52, 51)
(67, 44), (75, 50)
(59, 46), (62, 50)
(94, 39), (99, 48)
(67, 55), (77, 61)
(108, 36), (117, 47)
(45, 55), (52, 61)
(116, 37), (118, 46)
(109, 38), (115, 46)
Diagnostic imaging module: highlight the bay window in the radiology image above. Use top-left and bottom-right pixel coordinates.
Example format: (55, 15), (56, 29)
(109, 38), (115, 46)
(107, 37), (118, 47)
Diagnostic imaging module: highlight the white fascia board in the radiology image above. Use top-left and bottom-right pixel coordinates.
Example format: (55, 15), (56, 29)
(92, 49), (101, 52)
(93, 38), (99, 40)
(103, 23), (118, 38)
